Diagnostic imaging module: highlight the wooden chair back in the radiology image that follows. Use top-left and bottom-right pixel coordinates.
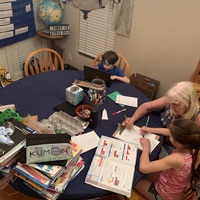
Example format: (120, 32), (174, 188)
(92, 52), (131, 78)
(24, 48), (64, 77)
(191, 60), (200, 84)
(181, 151), (200, 200)
(190, 60), (200, 102)
(180, 184), (195, 200)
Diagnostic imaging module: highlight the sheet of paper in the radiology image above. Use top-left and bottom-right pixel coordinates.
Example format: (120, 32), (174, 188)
(107, 91), (125, 107)
(113, 125), (160, 153)
(116, 95), (138, 107)
(71, 131), (100, 154)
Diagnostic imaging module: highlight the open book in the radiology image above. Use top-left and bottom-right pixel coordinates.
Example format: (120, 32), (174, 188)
(113, 124), (160, 153)
(85, 135), (137, 197)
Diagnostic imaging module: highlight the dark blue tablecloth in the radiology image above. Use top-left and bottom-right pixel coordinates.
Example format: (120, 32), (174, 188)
(0, 70), (163, 200)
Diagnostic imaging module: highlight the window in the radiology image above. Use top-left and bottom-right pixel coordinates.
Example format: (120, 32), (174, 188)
(78, 1), (115, 58)
(0, 1), (46, 81)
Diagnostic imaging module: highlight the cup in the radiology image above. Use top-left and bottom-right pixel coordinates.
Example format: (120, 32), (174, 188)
(89, 109), (99, 129)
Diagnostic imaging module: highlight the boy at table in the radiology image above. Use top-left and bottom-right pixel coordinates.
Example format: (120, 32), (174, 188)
(95, 51), (130, 84)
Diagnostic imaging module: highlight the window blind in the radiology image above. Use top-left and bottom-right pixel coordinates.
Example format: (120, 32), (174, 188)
(0, 1), (46, 81)
(78, 1), (115, 58)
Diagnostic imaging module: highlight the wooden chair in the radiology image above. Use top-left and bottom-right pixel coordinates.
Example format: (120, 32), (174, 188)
(190, 60), (200, 101)
(191, 60), (200, 85)
(92, 52), (131, 78)
(180, 151), (200, 200)
(24, 48), (64, 77)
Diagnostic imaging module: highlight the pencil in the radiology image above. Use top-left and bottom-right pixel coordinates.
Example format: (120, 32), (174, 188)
(143, 116), (150, 138)
(124, 115), (135, 131)
(145, 116), (150, 127)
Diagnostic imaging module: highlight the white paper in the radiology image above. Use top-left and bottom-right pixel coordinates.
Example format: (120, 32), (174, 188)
(114, 125), (160, 153)
(116, 95), (138, 107)
(71, 131), (100, 154)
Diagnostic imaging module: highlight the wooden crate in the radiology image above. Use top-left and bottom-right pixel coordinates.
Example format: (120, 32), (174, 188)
(130, 73), (160, 100)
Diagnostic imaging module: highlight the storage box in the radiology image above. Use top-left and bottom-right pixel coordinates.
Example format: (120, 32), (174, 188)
(130, 73), (160, 100)
(66, 85), (84, 106)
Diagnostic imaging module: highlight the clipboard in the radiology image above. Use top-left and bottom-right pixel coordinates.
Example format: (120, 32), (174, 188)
(113, 124), (160, 153)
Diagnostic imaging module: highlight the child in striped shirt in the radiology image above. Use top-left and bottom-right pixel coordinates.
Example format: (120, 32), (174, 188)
(135, 119), (200, 200)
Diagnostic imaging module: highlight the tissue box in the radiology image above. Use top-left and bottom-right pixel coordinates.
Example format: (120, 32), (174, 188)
(66, 85), (84, 106)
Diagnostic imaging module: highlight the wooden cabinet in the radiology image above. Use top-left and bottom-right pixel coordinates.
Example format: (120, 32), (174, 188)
(130, 73), (160, 100)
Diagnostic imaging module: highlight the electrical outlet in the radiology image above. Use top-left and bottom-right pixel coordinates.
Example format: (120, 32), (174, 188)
(68, 53), (72, 60)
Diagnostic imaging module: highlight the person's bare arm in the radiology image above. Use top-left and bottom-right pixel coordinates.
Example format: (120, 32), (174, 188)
(139, 138), (185, 174)
(110, 75), (130, 84)
(125, 97), (168, 129)
(141, 126), (170, 137)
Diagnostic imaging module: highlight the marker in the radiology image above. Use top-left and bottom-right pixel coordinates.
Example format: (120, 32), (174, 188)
(112, 108), (126, 116)
(124, 115), (135, 131)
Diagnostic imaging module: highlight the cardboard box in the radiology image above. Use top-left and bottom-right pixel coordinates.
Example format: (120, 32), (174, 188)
(66, 85), (84, 106)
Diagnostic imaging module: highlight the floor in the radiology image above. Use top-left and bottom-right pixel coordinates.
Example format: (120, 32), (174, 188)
(0, 184), (147, 200)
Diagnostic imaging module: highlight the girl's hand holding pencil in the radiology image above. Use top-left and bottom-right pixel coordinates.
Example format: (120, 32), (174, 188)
(140, 116), (150, 136)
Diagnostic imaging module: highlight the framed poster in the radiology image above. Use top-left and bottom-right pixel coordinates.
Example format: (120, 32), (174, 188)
(0, 0), (36, 48)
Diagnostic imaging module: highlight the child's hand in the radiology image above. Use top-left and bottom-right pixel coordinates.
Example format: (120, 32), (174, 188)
(140, 137), (150, 149)
(140, 126), (149, 135)
(110, 75), (117, 80)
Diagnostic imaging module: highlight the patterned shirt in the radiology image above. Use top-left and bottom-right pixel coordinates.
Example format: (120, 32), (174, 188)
(155, 151), (192, 200)
(160, 106), (200, 128)
(160, 106), (176, 128)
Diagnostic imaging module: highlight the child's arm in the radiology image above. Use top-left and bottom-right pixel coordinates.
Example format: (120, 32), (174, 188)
(139, 138), (185, 174)
(140, 126), (170, 137)
(110, 75), (130, 84)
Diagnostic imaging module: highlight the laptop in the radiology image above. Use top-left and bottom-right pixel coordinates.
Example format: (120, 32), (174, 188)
(84, 65), (111, 87)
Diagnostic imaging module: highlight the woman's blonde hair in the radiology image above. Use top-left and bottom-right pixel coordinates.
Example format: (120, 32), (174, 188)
(165, 81), (199, 119)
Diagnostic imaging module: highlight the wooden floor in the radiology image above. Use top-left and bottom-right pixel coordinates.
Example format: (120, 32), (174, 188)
(0, 184), (147, 200)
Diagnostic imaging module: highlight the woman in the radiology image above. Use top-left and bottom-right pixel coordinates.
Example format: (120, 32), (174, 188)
(125, 81), (200, 136)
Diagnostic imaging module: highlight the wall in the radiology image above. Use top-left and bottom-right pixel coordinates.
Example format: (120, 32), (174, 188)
(57, 0), (200, 97)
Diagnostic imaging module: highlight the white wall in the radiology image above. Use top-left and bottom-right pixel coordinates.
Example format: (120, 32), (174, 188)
(57, 0), (200, 97)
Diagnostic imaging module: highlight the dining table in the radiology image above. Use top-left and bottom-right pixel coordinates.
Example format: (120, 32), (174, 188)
(0, 70), (163, 200)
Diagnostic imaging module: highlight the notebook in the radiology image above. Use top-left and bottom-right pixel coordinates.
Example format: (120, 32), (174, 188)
(84, 65), (111, 87)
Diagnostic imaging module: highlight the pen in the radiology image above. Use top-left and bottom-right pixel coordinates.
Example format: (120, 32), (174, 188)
(124, 115), (135, 131)
(112, 108), (126, 116)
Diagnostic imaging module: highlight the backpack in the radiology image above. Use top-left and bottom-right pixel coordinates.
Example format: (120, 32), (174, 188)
(22, 57), (40, 77)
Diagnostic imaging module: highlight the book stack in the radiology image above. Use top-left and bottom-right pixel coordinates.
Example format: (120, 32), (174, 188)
(12, 134), (84, 200)
(0, 119), (37, 169)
